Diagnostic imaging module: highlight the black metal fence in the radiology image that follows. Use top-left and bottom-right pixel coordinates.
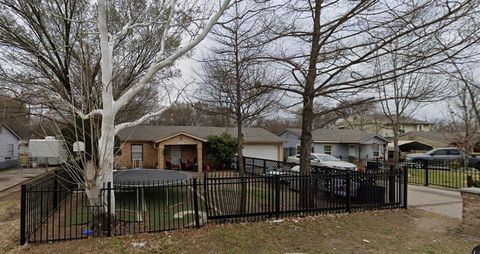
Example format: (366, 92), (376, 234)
(282, 147), (389, 172)
(406, 160), (480, 189)
(20, 168), (79, 244)
(20, 157), (406, 244)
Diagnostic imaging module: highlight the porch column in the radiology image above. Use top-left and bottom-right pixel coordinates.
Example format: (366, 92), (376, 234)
(278, 144), (283, 161)
(158, 143), (165, 170)
(197, 142), (203, 177)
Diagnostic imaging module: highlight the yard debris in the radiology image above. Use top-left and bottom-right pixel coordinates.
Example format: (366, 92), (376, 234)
(132, 242), (147, 248)
(289, 225), (301, 231)
(362, 239), (370, 243)
(270, 219), (284, 224)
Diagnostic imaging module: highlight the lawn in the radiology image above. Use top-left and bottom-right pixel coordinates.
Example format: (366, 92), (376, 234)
(1, 193), (479, 254)
(56, 186), (203, 230)
(408, 167), (480, 188)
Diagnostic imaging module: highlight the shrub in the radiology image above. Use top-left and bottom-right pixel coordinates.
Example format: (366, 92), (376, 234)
(205, 133), (238, 170)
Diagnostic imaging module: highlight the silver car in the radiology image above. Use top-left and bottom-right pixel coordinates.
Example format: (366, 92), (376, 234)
(287, 153), (357, 171)
(406, 148), (480, 169)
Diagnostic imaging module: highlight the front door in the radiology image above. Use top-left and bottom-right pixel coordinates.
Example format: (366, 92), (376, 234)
(171, 146), (181, 169)
(349, 145), (357, 158)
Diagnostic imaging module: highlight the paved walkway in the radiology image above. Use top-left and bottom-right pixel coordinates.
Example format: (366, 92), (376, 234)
(0, 167), (54, 192)
(408, 184), (462, 219)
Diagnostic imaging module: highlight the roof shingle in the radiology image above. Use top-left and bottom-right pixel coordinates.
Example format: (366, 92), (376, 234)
(117, 125), (286, 143)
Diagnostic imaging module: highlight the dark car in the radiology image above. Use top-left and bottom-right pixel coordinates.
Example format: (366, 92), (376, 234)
(406, 148), (480, 169)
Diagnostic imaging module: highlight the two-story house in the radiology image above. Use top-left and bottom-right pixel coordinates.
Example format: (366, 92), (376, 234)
(337, 114), (433, 138)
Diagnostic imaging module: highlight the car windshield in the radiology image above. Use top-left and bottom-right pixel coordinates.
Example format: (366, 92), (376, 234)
(315, 154), (340, 161)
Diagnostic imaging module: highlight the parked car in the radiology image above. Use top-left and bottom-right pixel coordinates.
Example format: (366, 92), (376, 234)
(406, 148), (480, 169)
(287, 153), (358, 171)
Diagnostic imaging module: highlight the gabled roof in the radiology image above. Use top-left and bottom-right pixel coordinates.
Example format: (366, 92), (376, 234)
(382, 115), (432, 125)
(311, 128), (389, 143)
(1, 123), (21, 139)
(277, 128), (302, 136)
(117, 125), (286, 144)
(399, 131), (453, 143)
(278, 128), (389, 143)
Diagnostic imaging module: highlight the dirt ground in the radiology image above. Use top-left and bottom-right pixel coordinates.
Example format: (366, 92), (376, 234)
(2, 187), (479, 254)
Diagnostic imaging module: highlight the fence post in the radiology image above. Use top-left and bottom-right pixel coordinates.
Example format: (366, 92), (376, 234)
(252, 158), (255, 174)
(424, 161), (429, 186)
(53, 173), (58, 208)
(388, 166), (396, 203)
(403, 165), (408, 209)
(274, 175), (280, 219)
(193, 178), (201, 228)
(236, 155), (239, 170)
(346, 171), (351, 213)
(107, 182), (112, 237)
(20, 184), (27, 245)
(243, 156), (246, 172)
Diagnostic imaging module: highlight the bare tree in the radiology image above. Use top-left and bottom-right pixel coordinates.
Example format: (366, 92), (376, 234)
(441, 59), (480, 163)
(0, 0), (233, 216)
(262, 0), (479, 207)
(444, 83), (480, 165)
(196, 0), (282, 174)
(372, 40), (446, 166)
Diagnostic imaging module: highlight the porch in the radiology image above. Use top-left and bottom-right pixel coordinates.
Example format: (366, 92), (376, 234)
(156, 132), (205, 174)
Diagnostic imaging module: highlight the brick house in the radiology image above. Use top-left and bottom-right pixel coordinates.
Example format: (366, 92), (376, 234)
(115, 125), (285, 173)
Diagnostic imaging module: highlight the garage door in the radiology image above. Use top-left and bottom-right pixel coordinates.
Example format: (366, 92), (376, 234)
(243, 144), (279, 161)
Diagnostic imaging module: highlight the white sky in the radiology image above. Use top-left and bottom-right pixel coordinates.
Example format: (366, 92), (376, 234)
(175, 38), (450, 123)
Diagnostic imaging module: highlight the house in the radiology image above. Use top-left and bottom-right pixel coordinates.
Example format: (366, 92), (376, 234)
(337, 114), (434, 138)
(396, 131), (454, 152)
(278, 128), (389, 159)
(115, 125), (286, 172)
(0, 123), (20, 169)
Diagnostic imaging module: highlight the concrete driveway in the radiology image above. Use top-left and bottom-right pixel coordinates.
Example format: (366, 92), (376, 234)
(408, 184), (462, 219)
(0, 167), (55, 199)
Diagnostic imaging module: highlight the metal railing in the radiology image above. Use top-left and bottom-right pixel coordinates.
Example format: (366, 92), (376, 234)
(20, 157), (407, 244)
(406, 160), (480, 189)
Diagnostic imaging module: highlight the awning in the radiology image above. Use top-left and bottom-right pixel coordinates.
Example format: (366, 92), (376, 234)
(388, 140), (433, 151)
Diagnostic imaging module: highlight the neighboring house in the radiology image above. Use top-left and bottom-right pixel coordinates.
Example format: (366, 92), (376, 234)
(396, 131), (454, 152)
(278, 128), (389, 160)
(115, 125), (286, 172)
(0, 123), (20, 169)
(337, 114), (434, 138)
(277, 128), (302, 148)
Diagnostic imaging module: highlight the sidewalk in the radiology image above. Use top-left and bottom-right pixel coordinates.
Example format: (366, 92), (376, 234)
(0, 167), (54, 192)
(408, 184), (462, 219)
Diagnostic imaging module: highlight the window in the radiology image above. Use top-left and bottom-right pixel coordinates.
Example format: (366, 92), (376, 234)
(418, 125), (423, 131)
(324, 145), (332, 155)
(372, 144), (380, 157)
(431, 149), (448, 156)
(131, 144), (143, 161)
(6, 144), (13, 159)
(448, 149), (461, 156)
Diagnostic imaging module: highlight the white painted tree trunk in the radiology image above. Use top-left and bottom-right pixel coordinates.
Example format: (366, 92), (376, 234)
(84, 0), (232, 217)
(86, 0), (116, 216)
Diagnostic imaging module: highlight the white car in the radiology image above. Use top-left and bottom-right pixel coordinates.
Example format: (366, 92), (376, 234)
(287, 153), (357, 171)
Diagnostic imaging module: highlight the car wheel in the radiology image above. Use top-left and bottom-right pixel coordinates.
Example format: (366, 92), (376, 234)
(413, 160), (425, 169)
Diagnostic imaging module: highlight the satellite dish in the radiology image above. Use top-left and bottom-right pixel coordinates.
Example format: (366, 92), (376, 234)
(73, 141), (85, 152)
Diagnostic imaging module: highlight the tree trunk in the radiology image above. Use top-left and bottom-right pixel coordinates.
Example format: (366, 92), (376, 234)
(95, 0), (115, 218)
(393, 131), (399, 170)
(299, 94), (314, 208)
(237, 121), (247, 214)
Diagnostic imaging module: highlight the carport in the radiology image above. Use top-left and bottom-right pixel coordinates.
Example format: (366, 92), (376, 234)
(389, 140), (433, 153)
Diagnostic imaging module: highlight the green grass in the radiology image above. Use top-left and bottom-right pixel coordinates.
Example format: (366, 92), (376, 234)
(60, 187), (202, 228)
(408, 167), (480, 188)
(15, 209), (480, 254)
